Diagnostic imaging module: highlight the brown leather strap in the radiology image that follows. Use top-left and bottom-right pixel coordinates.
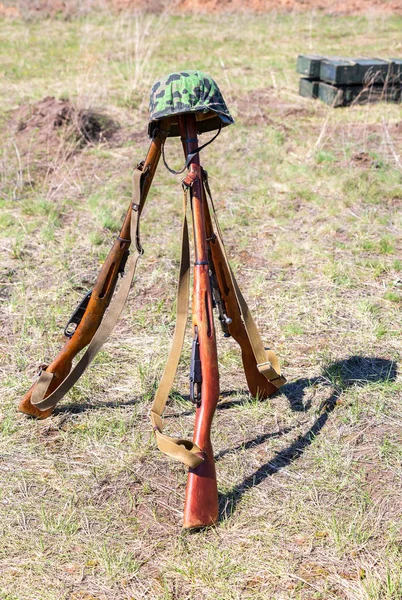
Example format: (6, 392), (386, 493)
(31, 168), (144, 411)
(150, 187), (204, 469)
(202, 171), (286, 389)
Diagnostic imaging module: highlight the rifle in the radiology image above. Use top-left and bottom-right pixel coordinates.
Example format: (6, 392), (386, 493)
(179, 114), (285, 527)
(18, 126), (169, 418)
(150, 113), (285, 529)
(179, 113), (220, 529)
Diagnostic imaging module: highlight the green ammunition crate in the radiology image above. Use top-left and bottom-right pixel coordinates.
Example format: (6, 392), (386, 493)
(317, 82), (345, 106)
(319, 58), (358, 85)
(355, 84), (402, 104)
(296, 55), (323, 79)
(390, 59), (402, 83)
(317, 82), (402, 107)
(296, 55), (402, 105)
(319, 57), (391, 85)
(357, 59), (391, 85)
(299, 78), (319, 98)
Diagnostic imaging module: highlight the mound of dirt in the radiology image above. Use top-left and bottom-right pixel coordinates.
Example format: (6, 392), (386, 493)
(10, 96), (118, 158)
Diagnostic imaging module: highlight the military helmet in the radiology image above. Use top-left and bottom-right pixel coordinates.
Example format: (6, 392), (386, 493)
(148, 70), (234, 138)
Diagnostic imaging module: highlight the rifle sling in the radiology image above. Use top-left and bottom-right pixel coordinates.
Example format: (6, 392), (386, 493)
(161, 123), (221, 175)
(31, 168), (145, 411)
(150, 187), (204, 469)
(202, 171), (286, 389)
(149, 175), (285, 470)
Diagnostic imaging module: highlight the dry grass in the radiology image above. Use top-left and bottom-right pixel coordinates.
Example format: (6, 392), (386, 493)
(1, 8), (402, 600)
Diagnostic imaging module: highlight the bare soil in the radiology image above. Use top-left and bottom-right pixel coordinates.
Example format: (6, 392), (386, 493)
(172, 0), (402, 15)
(9, 96), (118, 159)
(2, 0), (402, 17)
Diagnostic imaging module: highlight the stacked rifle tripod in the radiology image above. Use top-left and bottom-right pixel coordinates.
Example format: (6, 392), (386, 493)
(18, 71), (286, 530)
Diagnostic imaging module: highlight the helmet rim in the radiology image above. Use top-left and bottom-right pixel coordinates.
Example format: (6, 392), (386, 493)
(148, 70), (234, 138)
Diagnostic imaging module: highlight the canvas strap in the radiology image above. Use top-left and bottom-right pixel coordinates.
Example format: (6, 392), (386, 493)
(150, 186), (204, 469)
(149, 174), (285, 469)
(202, 171), (286, 389)
(31, 168), (146, 411)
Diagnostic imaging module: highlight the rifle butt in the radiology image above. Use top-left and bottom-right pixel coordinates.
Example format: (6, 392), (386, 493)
(240, 345), (278, 398)
(183, 444), (218, 529)
(18, 360), (72, 418)
(18, 388), (53, 419)
(183, 249), (219, 529)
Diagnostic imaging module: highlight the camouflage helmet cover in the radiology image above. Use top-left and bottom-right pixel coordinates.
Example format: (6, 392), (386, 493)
(148, 70), (234, 137)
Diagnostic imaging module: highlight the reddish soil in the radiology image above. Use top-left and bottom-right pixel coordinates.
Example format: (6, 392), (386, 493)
(114, 0), (402, 15)
(110, 0), (402, 15)
(3, 0), (402, 17)
(193, 0), (399, 14)
(0, 2), (20, 16)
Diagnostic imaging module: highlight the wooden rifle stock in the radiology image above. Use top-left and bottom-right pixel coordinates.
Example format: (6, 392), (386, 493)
(203, 187), (278, 399)
(19, 222), (131, 419)
(178, 114), (220, 529)
(18, 130), (167, 418)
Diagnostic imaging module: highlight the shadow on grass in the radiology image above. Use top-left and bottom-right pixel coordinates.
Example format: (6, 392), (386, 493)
(215, 427), (294, 461)
(218, 355), (397, 522)
(54, 396), (144, 415)
(54, 389), (245, 417)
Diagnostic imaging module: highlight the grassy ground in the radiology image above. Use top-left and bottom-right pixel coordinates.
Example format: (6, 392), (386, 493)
(1, 9), (402, 600)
